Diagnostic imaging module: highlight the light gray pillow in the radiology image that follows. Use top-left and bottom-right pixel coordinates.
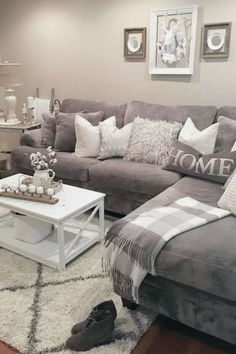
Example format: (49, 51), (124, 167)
(124, 117), (182, 165)
(215, 115), (236, 152)
(41, 113), (56, 147)
(98, 123), (132, 160)
(54, 111), (104, 152)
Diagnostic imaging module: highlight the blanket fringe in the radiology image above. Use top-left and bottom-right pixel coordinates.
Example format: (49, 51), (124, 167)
(105, 228), (155, 274)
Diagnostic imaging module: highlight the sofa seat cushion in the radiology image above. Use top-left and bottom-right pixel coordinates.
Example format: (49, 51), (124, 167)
(89, 158), (181, 197)
(131, 177), (236, 301)
(11, 146), (100, 182)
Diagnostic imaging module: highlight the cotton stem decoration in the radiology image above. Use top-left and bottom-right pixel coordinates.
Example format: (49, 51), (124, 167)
(30, 146), (57, 171)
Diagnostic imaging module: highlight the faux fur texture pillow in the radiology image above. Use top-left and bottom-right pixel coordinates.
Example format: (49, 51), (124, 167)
(124, 117), (182, 165)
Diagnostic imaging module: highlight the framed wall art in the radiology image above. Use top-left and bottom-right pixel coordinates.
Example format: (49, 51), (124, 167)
(124, 27), (146, 59)
(201, 22), (232, 58)
(149, 6), (198, 75)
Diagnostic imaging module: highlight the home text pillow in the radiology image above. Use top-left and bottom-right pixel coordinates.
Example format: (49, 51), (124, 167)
(163, 139), (236, 184)
(215, 115), (236, 152)
(178, 117), (219, 154)
(41, 113), (56, 147)
(124, 117), (182, 165)
(54, 111), (104, 152)
(75, 115), (116, 158)
(98, 123), (132, 160)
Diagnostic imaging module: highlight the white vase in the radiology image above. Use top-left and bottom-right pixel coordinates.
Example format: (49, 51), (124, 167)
(33, 169), (55, 188)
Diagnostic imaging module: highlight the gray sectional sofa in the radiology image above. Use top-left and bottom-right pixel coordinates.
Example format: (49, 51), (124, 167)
(11, 99), (236, 346)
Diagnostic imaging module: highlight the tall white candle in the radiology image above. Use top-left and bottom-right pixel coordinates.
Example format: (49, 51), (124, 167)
(27, 96), (34, 108)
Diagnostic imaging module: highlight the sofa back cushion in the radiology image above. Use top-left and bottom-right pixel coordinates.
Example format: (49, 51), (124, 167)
(61, 98), (127, 128)
(216, 106), (236, 121)
(124, 100), (217, 130)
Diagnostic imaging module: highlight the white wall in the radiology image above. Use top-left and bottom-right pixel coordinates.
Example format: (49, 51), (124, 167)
(0, 0), (235, 115)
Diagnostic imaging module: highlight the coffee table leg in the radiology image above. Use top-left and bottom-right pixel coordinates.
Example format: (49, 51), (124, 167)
(57, 222), (65, 271)
(99, 199), (105, 242)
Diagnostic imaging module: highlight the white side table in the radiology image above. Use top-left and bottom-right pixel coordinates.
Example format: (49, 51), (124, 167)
(0, 120), (42, 178)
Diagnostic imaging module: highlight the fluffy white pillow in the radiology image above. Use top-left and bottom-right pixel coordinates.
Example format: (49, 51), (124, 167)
(178, 117), (219, 155)
(75, 115), (116, 157)
(98, 123), (132, 159)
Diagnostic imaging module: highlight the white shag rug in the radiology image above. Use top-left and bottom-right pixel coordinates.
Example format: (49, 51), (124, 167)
(0, 212), (154, 354)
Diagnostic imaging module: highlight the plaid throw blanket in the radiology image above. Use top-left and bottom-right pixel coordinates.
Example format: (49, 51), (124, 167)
(103, 197), (230, 302)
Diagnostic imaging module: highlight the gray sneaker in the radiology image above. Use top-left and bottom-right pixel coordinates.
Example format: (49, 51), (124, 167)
(66, 310), (114, 351)
(71, 300), (117, 335)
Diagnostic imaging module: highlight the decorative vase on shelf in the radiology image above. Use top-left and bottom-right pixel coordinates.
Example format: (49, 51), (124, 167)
(33, 169), (55, 188)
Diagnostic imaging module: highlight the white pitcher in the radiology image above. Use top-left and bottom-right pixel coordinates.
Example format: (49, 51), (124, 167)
(33, 169), (55, 188)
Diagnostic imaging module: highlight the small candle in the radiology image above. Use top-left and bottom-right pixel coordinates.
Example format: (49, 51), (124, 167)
(27, 96), (34, 108)
(47, 188), (54, 198)
(29, 185), (36, 194)
(1, 183), (8, 191)
(36, 186), (44, 195)
(10, 185), (18, 193)
(20, 184), (27, 193)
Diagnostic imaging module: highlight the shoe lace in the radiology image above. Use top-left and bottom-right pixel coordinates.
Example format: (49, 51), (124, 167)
(82, 318), (94, 334)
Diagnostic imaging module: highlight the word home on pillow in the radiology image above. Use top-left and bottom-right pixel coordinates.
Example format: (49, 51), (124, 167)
(164, 140), (236, 184)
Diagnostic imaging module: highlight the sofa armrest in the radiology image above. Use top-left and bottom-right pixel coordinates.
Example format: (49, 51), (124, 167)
(20, 129), (43, 147)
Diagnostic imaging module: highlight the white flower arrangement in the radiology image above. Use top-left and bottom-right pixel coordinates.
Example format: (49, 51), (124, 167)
(30, 146), (57, 171)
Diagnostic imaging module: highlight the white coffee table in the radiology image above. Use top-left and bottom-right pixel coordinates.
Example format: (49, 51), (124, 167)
(0, 174), (105, 271)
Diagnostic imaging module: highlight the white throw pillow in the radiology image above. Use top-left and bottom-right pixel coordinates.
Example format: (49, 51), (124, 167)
(218, 169), (236, 215)
(178, 117), (219, 155)
(75, 115), (116, 157)
(98, 123), (132, 159)
(231, 140), (236, 152)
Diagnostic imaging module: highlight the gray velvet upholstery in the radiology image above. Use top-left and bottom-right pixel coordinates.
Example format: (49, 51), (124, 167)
(113, 176), (236, 344)
(20, 129), (43, 148)
(89, 158), (181, 198)
(11, 99), (236, 345)
(61, 99), (127, 128)
(12, 146), (100, 182)
(124, 100), (217, 130)
(216, 106), (236, 121)
(139, 277), (236, 345)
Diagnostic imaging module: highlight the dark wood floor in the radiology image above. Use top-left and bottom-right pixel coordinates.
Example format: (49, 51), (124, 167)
(1, 316), (235, 354)
(133, 316), (236, 354)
